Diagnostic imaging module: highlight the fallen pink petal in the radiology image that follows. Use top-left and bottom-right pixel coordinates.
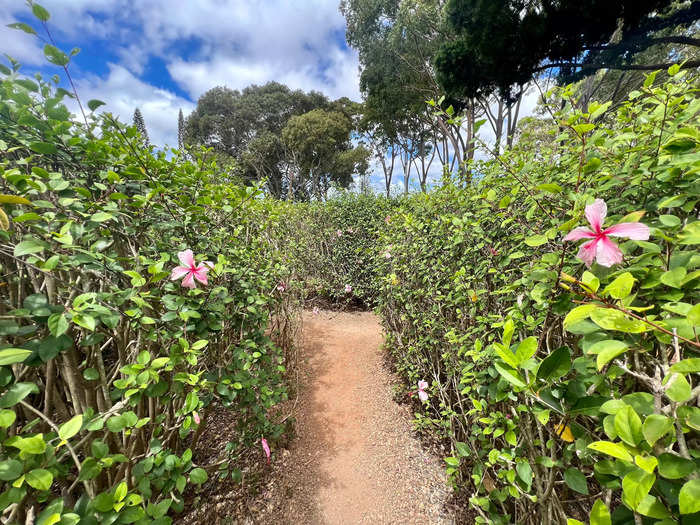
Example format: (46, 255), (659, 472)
(261, 437), (271, 463)
(193, 411), (201, 425)
(345, 284), (352, 293)
(563, 199), (649, 267)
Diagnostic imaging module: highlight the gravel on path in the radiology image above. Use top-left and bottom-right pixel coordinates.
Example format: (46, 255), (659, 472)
(256, 310), (455, 524)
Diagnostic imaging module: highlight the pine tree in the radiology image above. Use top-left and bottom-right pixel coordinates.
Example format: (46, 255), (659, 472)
(177, 109), (185, 151)
(132, 108), (149, 146)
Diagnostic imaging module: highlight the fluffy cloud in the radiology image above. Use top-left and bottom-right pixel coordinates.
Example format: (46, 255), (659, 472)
(3, 0), (361, 146)
(75, 64), (194, 148)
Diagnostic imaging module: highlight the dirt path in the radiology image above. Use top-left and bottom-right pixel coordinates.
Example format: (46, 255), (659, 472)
(259, 310), (454, 524)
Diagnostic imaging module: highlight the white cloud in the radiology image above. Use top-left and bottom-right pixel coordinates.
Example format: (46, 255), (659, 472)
(168, 47), (360, 101)
(74, 64), (194, 147)
(0, 6), (43, 66)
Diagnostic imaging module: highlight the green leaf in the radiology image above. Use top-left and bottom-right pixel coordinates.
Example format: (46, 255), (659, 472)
(635, 455), (658, 474)
(588, 441), (633, 462)
(0, 409), (17, 428)
(515, 337), (538, 365)
(604, 272), (635, 300)
(590, 308), (646, 333)
(43, 44), (69, 66)
(622, 468), (655, 510)
(189, 467), (208, 485)
(14, 238), (46, 257)
(581, 271), (600, 293)
(669, 358), (700, 374)
(564, 468), (588, 495)
(636, 495), (670, 519)
(0, 195), (32, 205)
(563, 304), (596, 329)
(536, 183), (562, 193)
(495, 343), (519, 368)
(614, 406), (642, 446)
(587, 340), (629, 370)
(114, 481), (127, 502)
(26, 468), (53, 492)
(678, 221), (700, 245)
(0, 348), (32, 366)
(7, 22), (37, 35)
(679, 479), (700, 514)
(516, 461), (532, 487)
(87, 99), (105, 111)
(0, 382), (39, 408)
(665, 373), (691, 402)
(29, 141), (58, 155)
(589, 499), (611, 525)
(660, 267), (686, 288)
(642, 414), (673, 446)
(58, 415), (82, 441)
(0, 459), (23, 481)
(536, 347), (571, 381)
(493, 362), (526, 388)
(657, 453), (695, 479)
(525, 234), (547, 247)
(90, 212), (114, 222)
(47, 313), (69, 337)
(32, 3), (51, 21)
(92, 492), (114, 513)
(72, 313), (96, 331)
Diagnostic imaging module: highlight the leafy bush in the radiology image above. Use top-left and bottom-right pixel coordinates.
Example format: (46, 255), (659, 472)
(0, 48), (296, 523)
(376, 68), (699, 524)
(270, 191), (397, 306)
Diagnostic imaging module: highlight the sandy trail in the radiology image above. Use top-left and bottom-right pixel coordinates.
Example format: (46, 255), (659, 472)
(261, 310), (453, 524)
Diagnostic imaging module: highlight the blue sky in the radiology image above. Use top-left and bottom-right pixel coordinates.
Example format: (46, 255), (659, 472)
(1, 0), (361, 148)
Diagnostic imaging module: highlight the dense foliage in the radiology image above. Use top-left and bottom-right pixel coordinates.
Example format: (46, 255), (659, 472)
(375, 69), (700, 524)
(0, 31), (298, 525)
(268, 192), (397, 307)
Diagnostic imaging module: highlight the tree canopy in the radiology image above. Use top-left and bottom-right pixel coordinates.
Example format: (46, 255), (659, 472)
(435, 0), (700, 100)
(184, 82), (367, 200)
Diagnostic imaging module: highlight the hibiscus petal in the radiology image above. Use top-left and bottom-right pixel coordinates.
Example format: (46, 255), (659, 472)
(418, 390), (428, 402)
(261, 438), (271, 462)
(193, 265), (209, 285)
(563, 227), (596, 241)
(596, 236), (623, 267)
(181, 272), (196, 289)
(418, 380), (428, 390)
(603, 222), (650, 240)
(170, 266), (190, 281)
(576, 239), (599, 267)
(585, 199), (607, 233)
(178, 249), (195, 268)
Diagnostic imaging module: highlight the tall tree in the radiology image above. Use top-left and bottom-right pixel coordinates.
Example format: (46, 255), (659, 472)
(132, 108), (149, 146)
(177, 109), (185, 151)
(282, 109), (366, 200)
(435, 0), (700, 101)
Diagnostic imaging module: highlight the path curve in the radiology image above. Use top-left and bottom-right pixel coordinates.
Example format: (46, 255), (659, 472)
(260, 310), (454, 524)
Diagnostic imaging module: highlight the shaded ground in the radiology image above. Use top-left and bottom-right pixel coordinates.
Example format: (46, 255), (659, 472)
(255, 310), (454, 524)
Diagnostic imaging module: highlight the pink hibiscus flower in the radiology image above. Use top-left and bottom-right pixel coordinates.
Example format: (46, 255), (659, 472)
(261, 437), (271, 463)
(563, 199), (649, 267)
(170, 250), (213, 289)
(417, 380), (429, 402)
